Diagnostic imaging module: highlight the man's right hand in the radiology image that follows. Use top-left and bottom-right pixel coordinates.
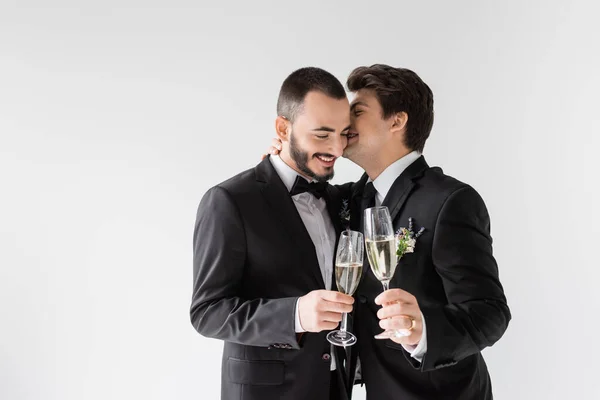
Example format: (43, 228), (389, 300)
(297, 290), (354, 332)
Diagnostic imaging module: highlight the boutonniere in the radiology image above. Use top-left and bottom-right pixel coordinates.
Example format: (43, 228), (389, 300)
(396, 217), (425, 259)
(339, 199), (351, 227)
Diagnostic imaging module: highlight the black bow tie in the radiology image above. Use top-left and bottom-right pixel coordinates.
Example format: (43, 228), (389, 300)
(290, 176), (328, 199)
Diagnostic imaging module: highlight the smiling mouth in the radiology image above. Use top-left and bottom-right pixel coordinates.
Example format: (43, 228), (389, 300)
(347, 131), (359, 140)
(316, 155), (336, 163)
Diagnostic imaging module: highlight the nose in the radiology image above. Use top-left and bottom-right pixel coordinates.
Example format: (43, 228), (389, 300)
(330, 135), (346, 158)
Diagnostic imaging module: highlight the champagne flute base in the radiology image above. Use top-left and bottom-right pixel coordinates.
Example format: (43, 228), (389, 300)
(327, 330), (357, 347)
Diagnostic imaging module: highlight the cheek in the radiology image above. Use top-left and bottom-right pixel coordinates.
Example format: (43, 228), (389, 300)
(301, 143), (320, 159)
(292, 135), (313, 153)
(356, 116), (375, 134)
(355, 120), (372, 143)
(358, 118), (387, 145)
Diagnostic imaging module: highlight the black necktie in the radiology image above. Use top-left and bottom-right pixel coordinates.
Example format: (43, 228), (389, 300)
(290, 176), (328, 199)
(361, 182), (377, 211)
(359, 182), (377, 233)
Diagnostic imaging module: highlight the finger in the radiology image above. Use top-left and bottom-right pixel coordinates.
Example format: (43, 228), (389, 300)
(389, 329), (421, 346)
(374, 288), (414, 305)
(320, 291), (355, 305)
(320, 321), (339, 331)
(379, 315), (415, 331)
(321, 311), (343, 323)
(271, 138), (282, 150)
(377, 302), (413, 319)
(321, 300), (353, 314)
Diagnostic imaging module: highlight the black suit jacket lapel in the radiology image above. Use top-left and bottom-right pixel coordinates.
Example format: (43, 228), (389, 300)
(255, 157), (325, 289)
(382, 156), (430, 223)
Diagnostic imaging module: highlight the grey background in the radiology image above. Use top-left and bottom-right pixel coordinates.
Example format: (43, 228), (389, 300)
(1, 1), (598, 399)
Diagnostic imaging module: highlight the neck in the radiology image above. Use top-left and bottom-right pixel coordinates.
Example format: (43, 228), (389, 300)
(363, 147), (411, 181)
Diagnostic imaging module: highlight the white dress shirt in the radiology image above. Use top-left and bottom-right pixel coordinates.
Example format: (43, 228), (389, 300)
(269, 155), (338, 370)
(368, 150), (427, 362)
(270, 155), (336, 295)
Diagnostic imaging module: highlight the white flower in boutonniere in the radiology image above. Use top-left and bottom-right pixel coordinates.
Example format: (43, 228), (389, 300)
(339, 199), (351, 228)
(396, 217), (425, 259)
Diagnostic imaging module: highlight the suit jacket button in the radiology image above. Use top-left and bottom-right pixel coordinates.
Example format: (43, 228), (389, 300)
(358, 295), (367, 304)
(322, 353), (330, 361)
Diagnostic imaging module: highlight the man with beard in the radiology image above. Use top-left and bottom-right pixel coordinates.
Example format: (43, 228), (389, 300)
(190, 67), (355, 400)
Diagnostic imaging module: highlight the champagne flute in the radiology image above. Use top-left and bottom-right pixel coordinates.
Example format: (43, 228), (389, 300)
(326, 230), (364, 347)
(364, 206), (409, 339)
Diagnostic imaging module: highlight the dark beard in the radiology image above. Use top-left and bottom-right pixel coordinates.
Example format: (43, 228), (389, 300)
(289, 133), (334, 182)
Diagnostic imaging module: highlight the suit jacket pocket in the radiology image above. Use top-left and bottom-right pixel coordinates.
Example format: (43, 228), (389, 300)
(227, 357), (285, 386)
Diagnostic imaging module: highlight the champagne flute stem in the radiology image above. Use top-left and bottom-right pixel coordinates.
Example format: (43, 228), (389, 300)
(381, 280), (390, 292)
(340, 312), (348, 333)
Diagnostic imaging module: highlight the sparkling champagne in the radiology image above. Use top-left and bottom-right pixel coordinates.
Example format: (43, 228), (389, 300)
(335, 262), (363, 295)
(365, 238), (397, 281)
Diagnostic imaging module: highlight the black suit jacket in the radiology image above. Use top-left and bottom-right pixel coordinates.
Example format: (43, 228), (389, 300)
(342, 156), (511, 400)
(190, 157), (351, 400)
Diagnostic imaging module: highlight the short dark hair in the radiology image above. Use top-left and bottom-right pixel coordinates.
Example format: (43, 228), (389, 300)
(347, 64), (434, 153)
(277, 67), (346, 123)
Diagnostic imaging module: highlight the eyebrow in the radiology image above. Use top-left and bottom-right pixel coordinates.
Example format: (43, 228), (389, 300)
(312, 126), (335, 132)
(312, 125), (351, 133)
(350, 101), (368, 111)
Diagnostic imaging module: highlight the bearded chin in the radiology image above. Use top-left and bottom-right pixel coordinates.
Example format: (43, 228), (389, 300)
(289, 133), (334, 182)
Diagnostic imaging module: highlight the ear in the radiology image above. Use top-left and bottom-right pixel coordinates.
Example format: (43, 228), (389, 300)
(275, 116), (291, 142)
(390, 111), (408, 134)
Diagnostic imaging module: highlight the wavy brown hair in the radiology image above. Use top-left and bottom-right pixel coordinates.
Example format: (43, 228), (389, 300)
(347, 64), (434, 152)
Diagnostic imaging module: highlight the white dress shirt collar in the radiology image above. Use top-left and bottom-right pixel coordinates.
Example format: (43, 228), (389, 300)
(369, 151), (421, 204)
